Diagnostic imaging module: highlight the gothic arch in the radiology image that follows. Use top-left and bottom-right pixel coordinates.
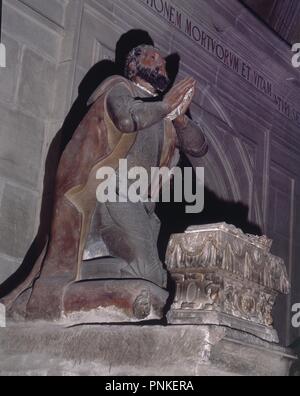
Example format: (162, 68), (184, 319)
(190, 85), (264, 230)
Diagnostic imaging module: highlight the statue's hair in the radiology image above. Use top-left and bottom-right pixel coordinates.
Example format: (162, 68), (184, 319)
(124, 45), (156, 79)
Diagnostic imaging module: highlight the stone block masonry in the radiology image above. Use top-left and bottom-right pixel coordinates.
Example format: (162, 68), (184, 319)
(0, 0), (67, 284)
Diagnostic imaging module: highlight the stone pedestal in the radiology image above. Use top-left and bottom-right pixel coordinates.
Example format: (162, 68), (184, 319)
(0, 324), (295, 376)
(166, 223), (290, 343)
(0, 304), (5, 328)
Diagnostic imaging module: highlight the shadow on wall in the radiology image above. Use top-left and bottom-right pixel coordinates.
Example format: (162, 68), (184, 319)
(158, 154), (262, 321)
(0, 29), (261, 298)
(156, 153), (262, 263)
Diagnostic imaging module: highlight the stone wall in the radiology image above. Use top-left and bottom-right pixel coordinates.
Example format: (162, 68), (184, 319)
(0, 0), (67, 282)
(241, 0), (300, 44)
(0, 0), (300, 345)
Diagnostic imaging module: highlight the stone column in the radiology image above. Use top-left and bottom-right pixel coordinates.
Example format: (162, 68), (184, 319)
(166, 223), (290, 343)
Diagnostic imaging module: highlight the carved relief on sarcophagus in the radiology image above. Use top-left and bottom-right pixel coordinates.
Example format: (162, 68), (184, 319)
(166, 223), (290, 343)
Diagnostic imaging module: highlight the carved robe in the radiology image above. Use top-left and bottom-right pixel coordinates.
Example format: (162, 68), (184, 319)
(2, 75), (208, 321)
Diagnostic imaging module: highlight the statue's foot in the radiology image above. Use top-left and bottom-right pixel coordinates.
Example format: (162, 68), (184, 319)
(61, 279), (169, 325)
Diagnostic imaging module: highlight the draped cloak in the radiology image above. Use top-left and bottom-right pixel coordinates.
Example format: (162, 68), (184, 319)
(1, 76), (181, 321)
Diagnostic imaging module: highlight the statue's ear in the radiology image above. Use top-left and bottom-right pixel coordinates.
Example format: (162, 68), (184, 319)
(128, 61), (137, 78)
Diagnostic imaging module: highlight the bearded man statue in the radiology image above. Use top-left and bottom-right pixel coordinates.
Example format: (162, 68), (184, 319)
(1, 45), (208, 323)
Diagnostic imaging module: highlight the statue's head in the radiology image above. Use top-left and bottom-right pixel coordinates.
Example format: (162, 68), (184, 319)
(124, 45), (170, 93)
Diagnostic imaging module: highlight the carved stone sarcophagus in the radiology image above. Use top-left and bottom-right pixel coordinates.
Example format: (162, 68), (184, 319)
(166, 223), (290, 343)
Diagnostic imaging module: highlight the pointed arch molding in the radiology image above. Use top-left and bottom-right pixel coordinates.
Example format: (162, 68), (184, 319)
(189, 89), (264, 230)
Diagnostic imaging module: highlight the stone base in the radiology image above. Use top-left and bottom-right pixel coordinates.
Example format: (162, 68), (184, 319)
(0, 304), (5, 328)
(0, 323), (295, 376)
(167, 310), (279, 343)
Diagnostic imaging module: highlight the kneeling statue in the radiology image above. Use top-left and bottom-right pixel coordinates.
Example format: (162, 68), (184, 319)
(1, 45), (208, 323)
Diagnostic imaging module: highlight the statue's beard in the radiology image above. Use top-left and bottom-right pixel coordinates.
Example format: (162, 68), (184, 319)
(136, 65), (170, 93)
